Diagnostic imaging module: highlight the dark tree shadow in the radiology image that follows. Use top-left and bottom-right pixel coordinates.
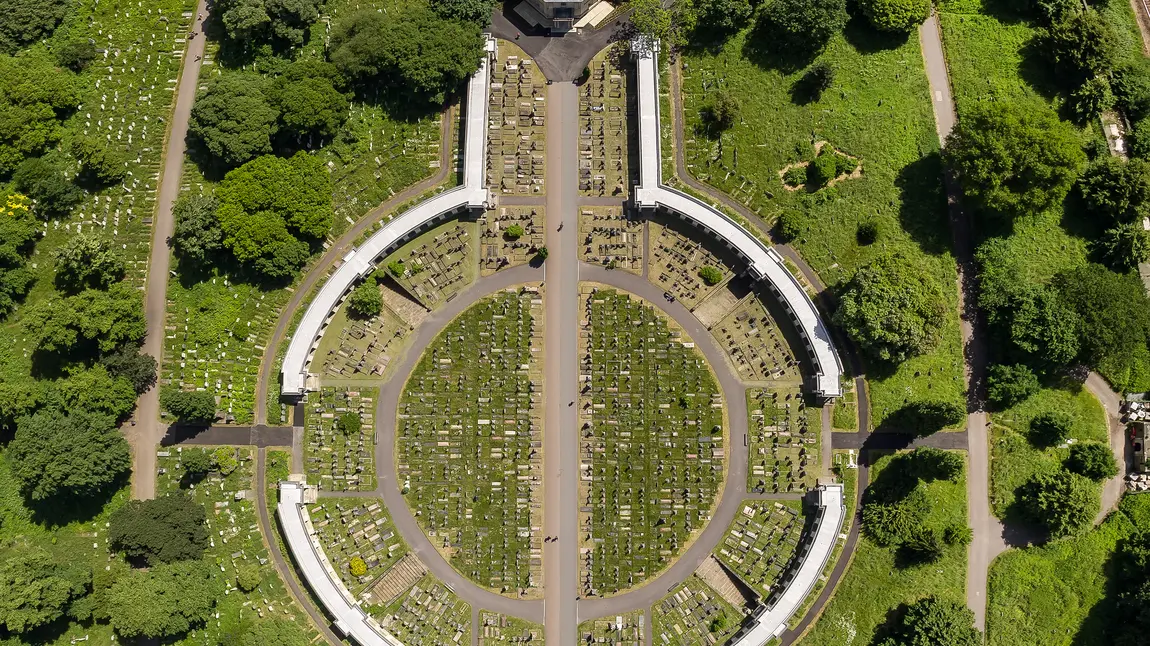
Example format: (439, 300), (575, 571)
(875, 402), (958, 436)
(841, 15), (910, 55)
(896, 152), (951, 256)
(1017, 33), (1069, 102)
(25, 471), (130, 527)
(868, 603), (912, 645)
(740, 20), (820, 74)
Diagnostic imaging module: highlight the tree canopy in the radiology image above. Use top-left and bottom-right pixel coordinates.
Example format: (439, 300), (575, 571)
(693, 0), (752, 37)
(944, 102), (1085, 218)
(52, 233), (126, 293)
(857, 0), (930, 33)
(23, 282), (146, 356)
(0, 193), (37, 319)
(106, 560), (220, 639)
(346, 281), (381, 320)
(160, 386), (218, 424)
(189, 73), (280, 169)
(631, 0), (697, 48)
(1066, 441), (1118, 481)
(0, 54), (80, 175)
(99, 347), (157, 394)
(0, 0), (68, 52)
(218, 0), (321, 48)
(8, 407), (130, 503)
(267, 61), (350, 141)
(172, 194), (224, 268)
(241, 617), (311, 646)
(430, 0), (496, 24)
(12, 156), (84, 218)
(215, 152), (331, 279)
(876, 596), (981, 646)
(986, 363), (1040, 409)
(1044, 10), (1118, 84)
(0, 545), (90, 634)
(1017, 469), (1098, 537)
(45, 364), (139, 420)
(73, 137), (129, 186)
(328, 7), (484, 105)
(756, 0), (847, 54)
(834, 252), (948, 363)
(109, 494), (210, 565)
(1077, 157), (1150, 224)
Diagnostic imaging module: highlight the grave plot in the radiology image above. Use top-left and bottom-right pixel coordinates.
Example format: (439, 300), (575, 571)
(488, 41), (546, 195)
(579, 48), (635, 197)
(397, 289), (544, 597)
(479, 611), (545, 645)
(375, 575), (472, 645)
(578, 206), (644, 273)
(714, 501), (804, 600)
(386, 222), (478, 310)
(653, 577), (746, 646)
(747, 387), (820, 493)
(480, 206), (546, 275)
(154, 448), (317, 635)
(304, 387), (377, 492)
(310, 498), (408, 596)
(579, 287), (725, 596)
(314, 290), (411, 383)
(163, 278), (291, 424)
(648, 221), (733, 309)
(711, 294), (802, 383)
(579, 611), (645, 646)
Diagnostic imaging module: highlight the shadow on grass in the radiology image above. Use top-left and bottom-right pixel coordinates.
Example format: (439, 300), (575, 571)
(896, 152), (951, 256)
(24, 471), (130, 528)
(841, 16), (910, 56)
(740, 21), (820, 74)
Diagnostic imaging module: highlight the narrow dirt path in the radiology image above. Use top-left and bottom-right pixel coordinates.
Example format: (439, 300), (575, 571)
(918, 12), (1004, 632)
(128, 0), (209, 501)
(253, 107), (455, 426)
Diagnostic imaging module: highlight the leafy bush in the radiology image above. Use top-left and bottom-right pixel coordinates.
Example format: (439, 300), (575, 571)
(346, 282), (382, 320)
(858, 0), (929, 32)
(387, 260), (405, 276)
(806, 153), (838, 188)
(874, 596), (981, 646)
(705, 89), (740, 131)
(1030, 410), (1073, 447)
(236, 563), (262, 593)
(52, 233), (126, 293)
(1065, 441), (1118, 481)
(1016, 469), (1099, 537)
(109, 494), (210, 565)
(504, 224), (524, 240)
(160, 387), (218, 424)
(349, 557), (367, 577)
(535, 246), (549, 262)
(783, 166), (806, 187)
(856, 219), (879, 245)
(213, 447), (239, 475)
(775, 209), (805, 241)
(698, 265), (723, 286)
(337, 412), (362, 435)
(944, 523), (973, 546)
(987, 363), (1041, 409)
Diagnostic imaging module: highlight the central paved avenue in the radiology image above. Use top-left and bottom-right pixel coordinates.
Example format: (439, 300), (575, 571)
(543, 80), (580, 646)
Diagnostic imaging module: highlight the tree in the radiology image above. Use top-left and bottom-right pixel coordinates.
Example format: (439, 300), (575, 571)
(387, 260), (406, 277)
(909, 446), (963, 482)
(1097, 222), (1150, 270)
(213, 447), (239, 475)
(349, 556), (367, 577)
(694, 0), (752, 36)
(52, 233), (126, 293)
(268, 61), (350, 141)
(1031, 410), (1073, 447)
(944, 102), (1085, 219)
(775, 209), (805, 241)
(1066, 441), (1118, 481)
(856, 219), (880, 245)
(535, 246), (549, 261)
(1113, 59), (1150, 122)
(756, 0), (848, 54)
(160, 386), (217, 423)
(1078, 157), (1150, 224)
(180, 449), (213, 480)
(55, 40), (96, 71)
(346, 281), (381, 320)
(861, 487), (931, 546)
(1009, 287), (1080, 368)
(1055, 264), (1150, 392)
(109, 494), (210, 565)
(189, 73), (279, 168)
(944, 524), (973, 546)
(834, 252), (948, 362)
(857, 0), (930, 33)
(630, 0), (697, 48)
(172, 194), (224, 268)
(12, 156), (83, 219)
(216, 152), (331, 279)
(430, 0), (496, 24)
(0, 545), (90, 634)
(73, 137), (129, 185)
(241, 618), (310, 646)
(799, 63), (835, 103)
(0, 193), (37, 319)
(987, 363), (1040, 409)
(708, 614), (730, 633)
(0, 0), (68, 52)
(876, 596), (981, 646)
(8, 408), (130, 503)
(106, 560), (219, 639)
(218, 0), (321, 47)
(1017, 470), (1099, 537)
(46, 364), (139, 420)
(0, 53), (80, 174)
(236, 563), (262, 593)
(23, 283), (146, 355)
(806, 153), (838, 188)
(1109, 529), (1150, 645)
(698, 266), (723, 286)
(99, 346), (158, 393)
(336, 412), (361, 435)
(1070, 75), (1114, 122)
(902, 527), (944, 564)
(329, 8), (484, 105)
(705, 89), (740, 131)
(504, 224), (524, 240)
(1044, 10), (1118, 84)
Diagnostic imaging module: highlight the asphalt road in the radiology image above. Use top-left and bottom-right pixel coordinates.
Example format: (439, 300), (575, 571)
(128, 0), (209, 501)
(542, 81), (580, 646)
(1086, 371), (1132, 523)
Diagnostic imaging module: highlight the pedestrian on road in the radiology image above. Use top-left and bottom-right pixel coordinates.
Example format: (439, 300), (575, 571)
(558, 222), (563, 231)
(516, 31), (521, 40)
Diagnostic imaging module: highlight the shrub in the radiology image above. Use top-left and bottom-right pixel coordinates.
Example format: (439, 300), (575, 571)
(337, 412), (361, 435)
(387, 260), (405, 276)
(909, 446), (963, 482)
(349, 557), (367, 577)
(706, 90), (740, 131)
(56, 40), (96, 72)
(986, 363), (1041, 409)
(181, 450), (213, 479)
(504, 224), (524, 240)
(856, 219), (879, 245)
(535, 246), (549, 262)
(698, 266), (723, 286)
(902, 527), (944, 564)
(160, 387), (217, 424)
(775, 209), (805, 241)
(783, 166), (806, 187)
(944, 523), (973, 546)
(1030, 410), (1073, 446)
(858, 0), (930, 32)
(806, 153), (838, 188)
(1017, 469), (1099, 537)
(109, 494), (209, 565)
(236, 563), (261, 593)
(876, 596), (981, 646)
(346, 282), (382, 320)
(213, 447), (238, 475)
(794, 62), (834, 102)
(1071, 75), (1114, 122)
(1066, 441), (1118, 481)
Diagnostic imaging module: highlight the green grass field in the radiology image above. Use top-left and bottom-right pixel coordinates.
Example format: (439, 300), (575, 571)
(397, 289), (543, 597)
(988, 386), (1109, 520)
(987, 494), (1150, 646)
(798, 452), (967, 646)
(580, 287), (726, 595)
(679, 24), (965, 432)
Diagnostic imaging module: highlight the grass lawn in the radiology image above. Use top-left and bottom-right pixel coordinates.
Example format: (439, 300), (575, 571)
(987, 493), (1150, 646)
(988, 385), (1109, 520)
(798, 452), (967, 646)
(678, 24), (965, 432)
